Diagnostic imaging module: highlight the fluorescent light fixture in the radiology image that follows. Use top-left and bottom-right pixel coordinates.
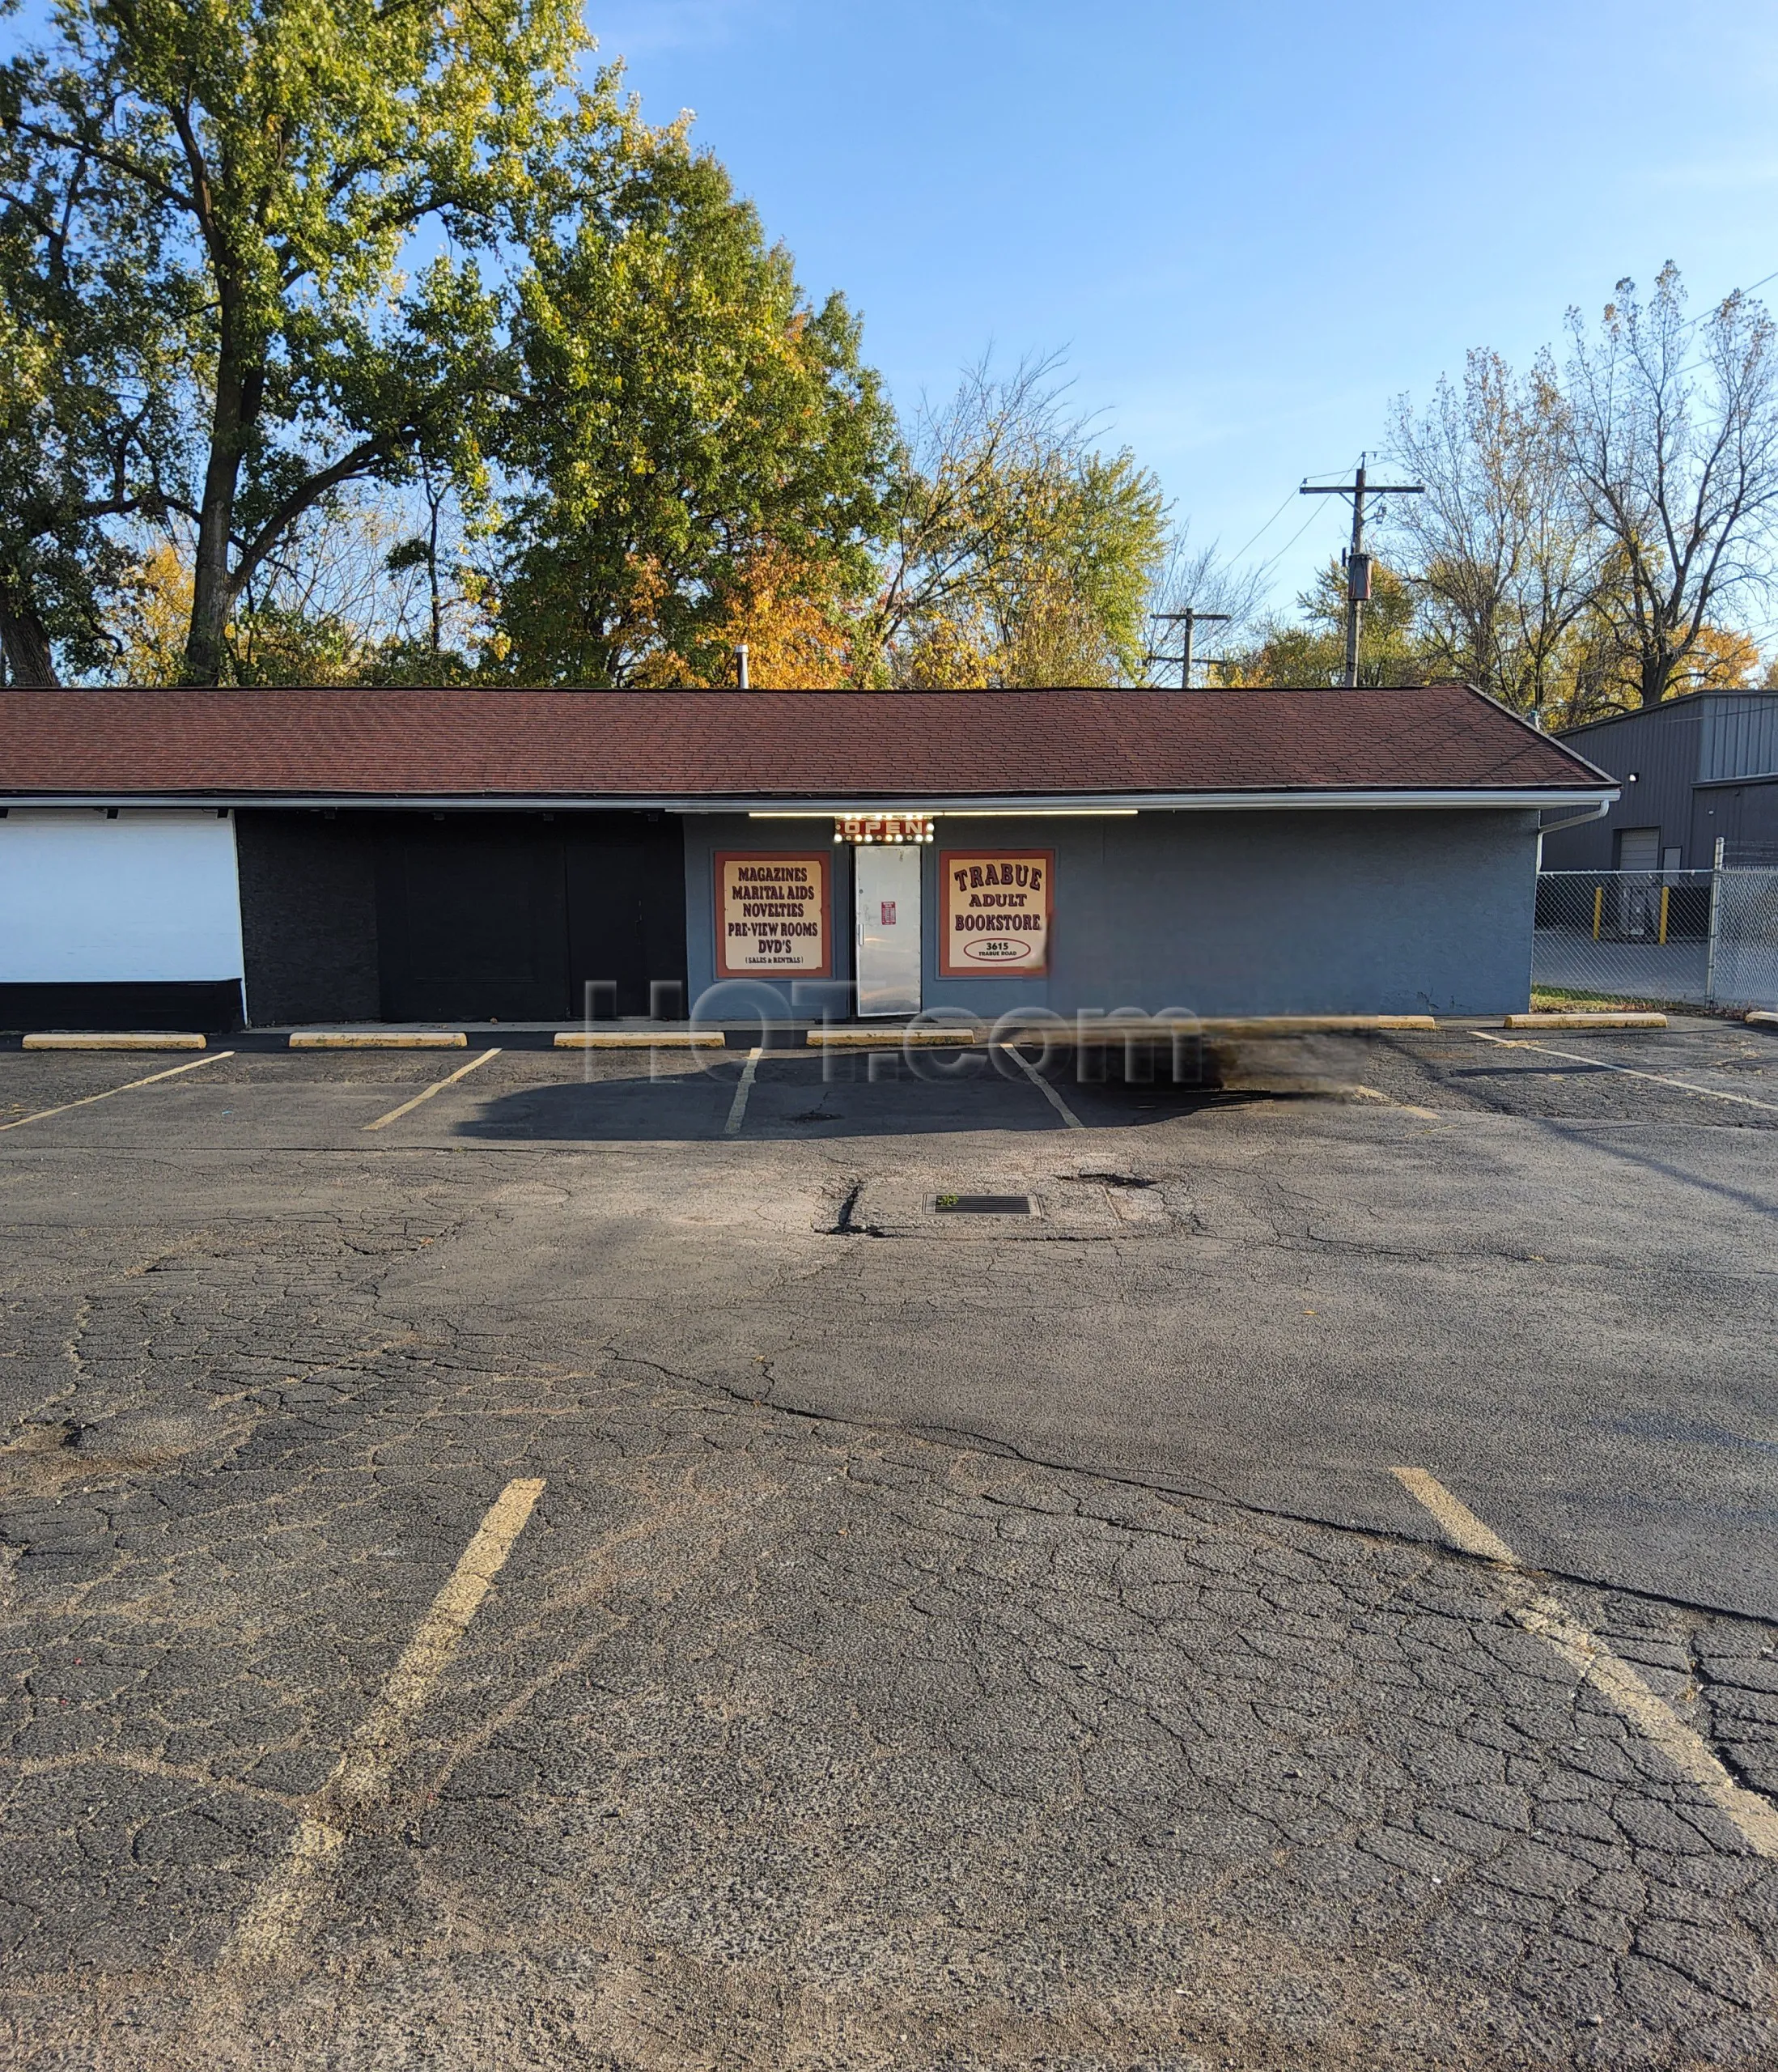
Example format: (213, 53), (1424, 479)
(746, 807), (1139, 818)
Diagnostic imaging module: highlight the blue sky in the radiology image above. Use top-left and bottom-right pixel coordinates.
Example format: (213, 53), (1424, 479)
(595, 0), (1778, 618)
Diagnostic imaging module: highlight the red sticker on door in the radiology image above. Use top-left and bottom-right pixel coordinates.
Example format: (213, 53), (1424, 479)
(881, 901), (897, 926)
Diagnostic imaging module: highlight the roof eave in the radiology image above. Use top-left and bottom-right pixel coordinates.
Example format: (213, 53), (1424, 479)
(1, 785), (1619, 812)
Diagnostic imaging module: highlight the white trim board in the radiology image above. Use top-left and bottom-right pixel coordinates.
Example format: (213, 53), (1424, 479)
(2, 787), (1616, 813)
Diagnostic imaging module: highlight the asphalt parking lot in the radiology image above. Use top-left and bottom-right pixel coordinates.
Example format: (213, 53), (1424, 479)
(2, 1019), (1776, 2069)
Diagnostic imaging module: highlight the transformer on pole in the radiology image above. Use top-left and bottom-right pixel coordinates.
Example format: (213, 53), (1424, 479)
(1298, 456), (1423, 685)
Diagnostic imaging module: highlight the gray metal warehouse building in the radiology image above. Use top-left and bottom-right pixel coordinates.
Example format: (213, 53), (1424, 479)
(1540, 687), (1778, 873)
(0, 684), (1615, 1031)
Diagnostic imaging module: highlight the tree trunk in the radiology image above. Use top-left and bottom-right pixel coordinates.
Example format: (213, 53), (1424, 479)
(181, 443), (240, 684)
(1638, 646), (1670, 707)
(0, 588), (59, 686)
(180, 355), (259, 686)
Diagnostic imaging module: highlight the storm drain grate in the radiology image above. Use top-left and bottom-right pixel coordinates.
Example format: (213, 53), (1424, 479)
(934, 1194), (1033, 1215)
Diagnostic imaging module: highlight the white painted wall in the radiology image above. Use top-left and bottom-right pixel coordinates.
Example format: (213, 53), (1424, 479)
(0, 810), (245, 983)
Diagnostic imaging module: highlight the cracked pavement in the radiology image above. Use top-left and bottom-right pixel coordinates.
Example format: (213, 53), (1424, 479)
(0, 1021), (1776, 2068)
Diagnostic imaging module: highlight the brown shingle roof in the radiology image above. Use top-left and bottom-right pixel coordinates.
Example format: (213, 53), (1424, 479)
(0, 684), (1612, 802)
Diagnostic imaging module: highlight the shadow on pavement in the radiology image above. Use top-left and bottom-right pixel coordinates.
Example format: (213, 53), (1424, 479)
(448, 1053), (1226, 1142)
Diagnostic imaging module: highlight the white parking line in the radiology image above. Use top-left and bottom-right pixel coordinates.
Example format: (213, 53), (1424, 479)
(724, 1047), (764, 1136)
(363, 1047), (502, 1132)
(1391, 1467), (1778, 1858)
(225, 1475), (546, 1975)
(1000, 1043), (1088, 1130)
(1471, 1030), (1778, 1115)
(0, 1051), (233, 1133)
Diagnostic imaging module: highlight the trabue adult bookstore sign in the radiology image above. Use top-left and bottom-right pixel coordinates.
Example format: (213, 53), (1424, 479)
(940, 850), (1052, 977)
(715, 851), (831, 979)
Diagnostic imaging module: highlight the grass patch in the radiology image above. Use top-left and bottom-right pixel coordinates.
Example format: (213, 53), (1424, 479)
(1530, 985), (1742, 1019)
(1532, 986), (1667, 1012)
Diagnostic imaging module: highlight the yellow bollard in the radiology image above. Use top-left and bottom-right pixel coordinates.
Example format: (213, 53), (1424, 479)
(1658, 883), (1670, 945)
(1593, 885), (1603, 940)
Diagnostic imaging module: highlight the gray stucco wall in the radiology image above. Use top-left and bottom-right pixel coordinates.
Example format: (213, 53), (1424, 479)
(681, 808), (1541, 1019)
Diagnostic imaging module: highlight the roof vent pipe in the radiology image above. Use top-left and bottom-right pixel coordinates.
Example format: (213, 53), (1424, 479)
(736, 643), (750, 690)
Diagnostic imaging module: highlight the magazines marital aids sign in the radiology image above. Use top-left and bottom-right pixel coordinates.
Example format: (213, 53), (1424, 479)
(716, 852), (831, 978)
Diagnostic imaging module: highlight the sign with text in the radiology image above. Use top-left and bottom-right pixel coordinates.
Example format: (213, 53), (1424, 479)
(834, 813), (935, 846)
(940, 849), (1052, 977)
(715, 852), (831, 979)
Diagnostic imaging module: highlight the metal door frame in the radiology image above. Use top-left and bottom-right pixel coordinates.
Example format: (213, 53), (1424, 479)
(853, 843), (923, 1017)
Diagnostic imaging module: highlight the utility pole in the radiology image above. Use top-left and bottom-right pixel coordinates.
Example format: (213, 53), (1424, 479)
(1147, 607), (1231, 689)
(1299, 456), (1423, 686)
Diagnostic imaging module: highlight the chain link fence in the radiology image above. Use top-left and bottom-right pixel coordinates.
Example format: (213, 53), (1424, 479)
(1534, 868), (1778, 1011)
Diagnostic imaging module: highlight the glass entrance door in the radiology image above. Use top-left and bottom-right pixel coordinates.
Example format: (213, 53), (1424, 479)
(854, 845), (923, 1017)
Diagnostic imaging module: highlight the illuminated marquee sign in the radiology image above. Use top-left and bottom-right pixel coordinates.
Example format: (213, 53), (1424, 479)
(940, 849), (1052, 976)
(833, 813), (935, 845)
(715, 851), (831, 979)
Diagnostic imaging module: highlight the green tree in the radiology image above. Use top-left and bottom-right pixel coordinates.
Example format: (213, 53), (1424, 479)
(490, 133), (896, 686)
(865, 357), (1168, 687)
(0, 36), (191, 681)
(2, 0), (599, 684)
(1229, 556), (1428, 687)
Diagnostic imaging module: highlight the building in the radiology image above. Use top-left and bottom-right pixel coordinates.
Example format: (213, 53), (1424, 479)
(0, 684), (1615, 1031)
(1541, 689), (1778, 873)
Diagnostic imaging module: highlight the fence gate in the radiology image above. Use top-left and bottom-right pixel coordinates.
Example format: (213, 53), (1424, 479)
(1534, 867), (1778, 1011)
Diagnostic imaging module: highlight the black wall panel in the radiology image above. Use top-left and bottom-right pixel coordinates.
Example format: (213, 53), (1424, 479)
(236, 809), (687, 1025)
(236, 811), (380, 1025)
(565, 818), (688, 1018)
(0, 980), (244, 1034)
(376, 819), (570, 1021)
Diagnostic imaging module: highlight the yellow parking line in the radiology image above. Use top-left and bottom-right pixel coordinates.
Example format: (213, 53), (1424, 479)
(0, 1051), (232, 1134)
(1351, 1084), (1441, 1119)
(224, 1475), (546, 1975)
(363, 1047), (502, 1132)
(1391, 1467), (1778, 1857)
(1390, 1465), (1518, 1560)
(1471, 1030), (1778, 1114)
(724, 1047), (763, 1136)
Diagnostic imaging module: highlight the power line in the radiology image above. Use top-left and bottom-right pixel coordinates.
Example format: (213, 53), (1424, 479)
(1227, 461), (1365, 565)
(1225, 487), (1305, 565)
(1254, 499), (1336, 579)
